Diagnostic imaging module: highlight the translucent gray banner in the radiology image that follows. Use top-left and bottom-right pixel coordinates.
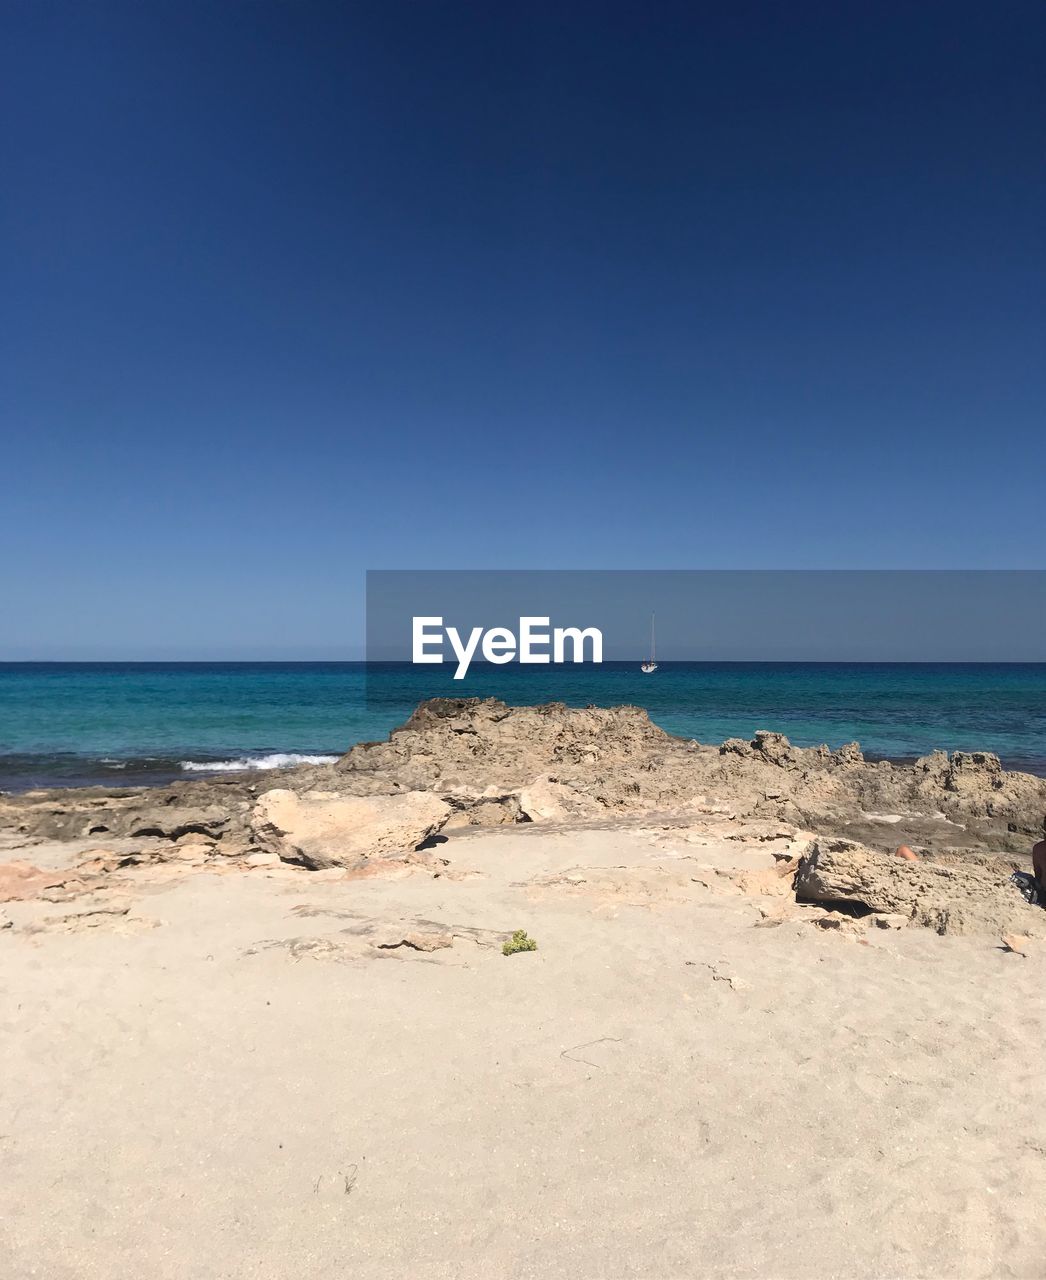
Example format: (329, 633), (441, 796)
(366, 570), (1046, 671)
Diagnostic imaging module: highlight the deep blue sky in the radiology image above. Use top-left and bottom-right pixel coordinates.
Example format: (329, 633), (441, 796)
(2, 1), (1044, 658)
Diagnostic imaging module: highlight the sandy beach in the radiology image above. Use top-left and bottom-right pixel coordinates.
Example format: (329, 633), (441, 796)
(3, 700), (1046, 1279)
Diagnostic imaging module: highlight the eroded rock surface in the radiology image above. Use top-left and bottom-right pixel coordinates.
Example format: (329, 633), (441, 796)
(328, 699), (1045, 852)
(795, 838), (1045, 937)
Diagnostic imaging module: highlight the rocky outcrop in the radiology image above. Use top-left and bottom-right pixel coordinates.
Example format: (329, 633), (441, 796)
(335, 699), (675, 790)
(329, 700), (1046, 852)
(794, 838), (1044, 937)
(2, 699), (1044, 863)
(250, 789), (451, 870)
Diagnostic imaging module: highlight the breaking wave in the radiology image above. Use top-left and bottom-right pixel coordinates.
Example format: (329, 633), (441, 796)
(180, 753), (339, 773)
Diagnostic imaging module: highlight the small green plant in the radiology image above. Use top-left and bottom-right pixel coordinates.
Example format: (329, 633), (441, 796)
(502, 928), (538, 956)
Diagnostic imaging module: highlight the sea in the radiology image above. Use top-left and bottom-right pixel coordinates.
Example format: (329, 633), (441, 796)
(1, 661), (1045, 791)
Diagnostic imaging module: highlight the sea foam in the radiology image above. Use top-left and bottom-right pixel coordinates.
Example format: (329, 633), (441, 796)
(180, 753), (339, 773)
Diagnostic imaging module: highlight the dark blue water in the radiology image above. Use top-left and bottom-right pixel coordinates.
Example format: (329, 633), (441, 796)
(1, 661), (1044, 790)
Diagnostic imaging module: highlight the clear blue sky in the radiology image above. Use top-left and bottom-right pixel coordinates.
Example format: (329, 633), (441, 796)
(2, 1), (1044, 658)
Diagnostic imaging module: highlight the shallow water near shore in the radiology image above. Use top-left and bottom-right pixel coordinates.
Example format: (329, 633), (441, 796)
(1, 661), (1044, 790)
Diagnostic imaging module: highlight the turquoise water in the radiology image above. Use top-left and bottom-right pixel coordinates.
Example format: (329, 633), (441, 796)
(1, 662), (1044, 790)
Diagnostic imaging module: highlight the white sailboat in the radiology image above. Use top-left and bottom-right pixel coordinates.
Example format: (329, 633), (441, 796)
(640, 613), (658, 673)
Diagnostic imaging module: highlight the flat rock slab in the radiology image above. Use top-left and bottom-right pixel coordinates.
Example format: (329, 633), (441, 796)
(251, 789), (451, 870)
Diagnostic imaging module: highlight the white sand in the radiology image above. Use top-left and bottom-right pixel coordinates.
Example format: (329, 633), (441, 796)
(2, 819), (1045, 1279)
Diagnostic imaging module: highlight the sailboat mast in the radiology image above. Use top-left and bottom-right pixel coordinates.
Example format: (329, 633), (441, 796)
(650, 613), (655, 663)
